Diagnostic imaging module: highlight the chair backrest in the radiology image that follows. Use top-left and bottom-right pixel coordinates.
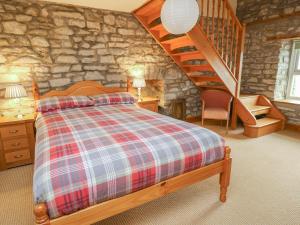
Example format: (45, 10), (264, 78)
(201, 89), (233, 110)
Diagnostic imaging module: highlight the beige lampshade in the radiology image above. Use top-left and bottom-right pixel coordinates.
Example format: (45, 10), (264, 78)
(133, 78), (146, 88)
(5, 84), (27, 99)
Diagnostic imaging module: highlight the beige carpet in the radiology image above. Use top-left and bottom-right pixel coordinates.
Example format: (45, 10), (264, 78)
(1, 125), (300, 225)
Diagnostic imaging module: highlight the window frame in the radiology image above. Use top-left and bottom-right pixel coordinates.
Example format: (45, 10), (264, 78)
(287, 41), (300, 100)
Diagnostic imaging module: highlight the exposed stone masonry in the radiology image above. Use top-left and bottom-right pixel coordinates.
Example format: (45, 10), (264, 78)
(237, 0), (300, 23)
(237, 0), (300, 125)
(0, 0), (200, 117)
(240, 17), (299, 99)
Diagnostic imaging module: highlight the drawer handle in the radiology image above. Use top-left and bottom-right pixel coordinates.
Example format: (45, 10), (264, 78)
(9, 130), (19, 134)
(12, 142), (21, 147)
(14, 154), (24, 159)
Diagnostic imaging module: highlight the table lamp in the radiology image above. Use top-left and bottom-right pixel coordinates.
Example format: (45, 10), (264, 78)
(133, 78), (146, 102)
(5, 84), (27, 119)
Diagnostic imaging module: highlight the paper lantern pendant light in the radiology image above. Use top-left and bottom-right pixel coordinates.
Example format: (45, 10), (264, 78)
(161, 0), (200, 35)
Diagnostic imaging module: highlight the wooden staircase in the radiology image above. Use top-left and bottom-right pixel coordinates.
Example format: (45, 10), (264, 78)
(133, 0), (245, 97)
(133, 0), (285, 137)
(133, 0), (246, 127)
(237, 95), (286, 137)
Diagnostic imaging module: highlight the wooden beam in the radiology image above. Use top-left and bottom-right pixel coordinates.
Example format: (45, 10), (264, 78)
(266, 33), (300, 41)
(246, 12), (300, 26)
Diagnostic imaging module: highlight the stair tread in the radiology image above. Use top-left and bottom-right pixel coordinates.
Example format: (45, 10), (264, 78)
(149, 23), (169, 38)
(150, 23), (164, 31)
(249, 105), (271, 112)
(173, 50), (205, 62)
(190, 75), (220, 83)
(172, 50), (202, 56)
(161, 36), (191, 44)
(250, 117), (281, 128)
(146, 9), (161, 24)
(183, 64), (210, 68)
(189, 74), (218, 78)
(196, 84), (226, 89)
(183, 64), (214, 72)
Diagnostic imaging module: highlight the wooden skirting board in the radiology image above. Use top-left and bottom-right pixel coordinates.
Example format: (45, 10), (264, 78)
(186, 116), (202, 123)
(246, 12), (300, 26)
(286, 123), (300, 132)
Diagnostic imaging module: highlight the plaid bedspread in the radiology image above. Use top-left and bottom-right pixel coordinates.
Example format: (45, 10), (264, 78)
(34, 104), (225, 219)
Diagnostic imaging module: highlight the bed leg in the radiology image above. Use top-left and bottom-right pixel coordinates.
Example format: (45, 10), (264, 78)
(34, 203), (50, 225)
(219, 147), (232, 202)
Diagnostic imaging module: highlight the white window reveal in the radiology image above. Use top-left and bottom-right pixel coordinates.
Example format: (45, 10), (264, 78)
(287, 41), (300, 100)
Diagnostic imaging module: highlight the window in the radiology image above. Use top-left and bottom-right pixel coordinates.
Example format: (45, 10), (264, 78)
(287, 41), (300, 100)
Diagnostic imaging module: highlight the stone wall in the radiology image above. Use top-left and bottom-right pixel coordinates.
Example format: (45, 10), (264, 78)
(275, 101), (300, 125)
(240, 17), (299, 99)
(237, 0), (300, 125)
(237, 0), (300, 23)
(0, 0), (200, 118)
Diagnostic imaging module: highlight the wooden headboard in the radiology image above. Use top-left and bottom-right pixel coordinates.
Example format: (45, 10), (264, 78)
(32, 81), (127, 100)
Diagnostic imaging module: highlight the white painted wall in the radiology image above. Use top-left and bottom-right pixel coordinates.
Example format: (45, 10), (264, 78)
(230, 0), (237, 14)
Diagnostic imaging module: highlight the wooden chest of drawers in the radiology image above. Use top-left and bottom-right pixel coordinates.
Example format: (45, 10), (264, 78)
(0, 115), (35, 171)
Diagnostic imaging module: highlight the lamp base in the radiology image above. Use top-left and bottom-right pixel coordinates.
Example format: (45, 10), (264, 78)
(16, 114), (24, 119)
(137, 87), (143, 102)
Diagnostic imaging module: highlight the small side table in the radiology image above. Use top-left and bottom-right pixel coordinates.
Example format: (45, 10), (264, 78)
(0, 114), (35, 171)
(137, 97), (160, 112)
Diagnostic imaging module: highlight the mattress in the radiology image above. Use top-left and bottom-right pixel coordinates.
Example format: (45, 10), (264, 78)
(34, 103), (225, 219)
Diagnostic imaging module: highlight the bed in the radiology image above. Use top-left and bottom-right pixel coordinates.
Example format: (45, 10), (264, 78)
(32, 81), (232, 225)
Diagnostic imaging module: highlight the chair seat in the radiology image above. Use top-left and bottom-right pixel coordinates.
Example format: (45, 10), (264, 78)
(203, 107), (229, 120)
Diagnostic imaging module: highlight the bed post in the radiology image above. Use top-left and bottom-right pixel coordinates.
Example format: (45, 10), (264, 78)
(32, 80), (40, 100)
(219, 147), (232, 202)
(127, 77), (132, 92)
(32, 80), (40, 117)
(34, 203), (50, 225)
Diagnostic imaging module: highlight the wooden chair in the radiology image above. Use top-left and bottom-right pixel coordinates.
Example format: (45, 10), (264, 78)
(201, 90), (233, 133)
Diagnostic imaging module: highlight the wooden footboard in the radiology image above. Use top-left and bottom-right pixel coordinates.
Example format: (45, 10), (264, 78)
(34, 147), (232, 225)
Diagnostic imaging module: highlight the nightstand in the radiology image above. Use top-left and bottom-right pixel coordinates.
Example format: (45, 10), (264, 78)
(138, 97), (160, 112)
(0, 114), (35, 171)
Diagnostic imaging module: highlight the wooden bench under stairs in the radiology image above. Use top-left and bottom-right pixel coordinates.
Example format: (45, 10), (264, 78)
(237, 95), (286, 137)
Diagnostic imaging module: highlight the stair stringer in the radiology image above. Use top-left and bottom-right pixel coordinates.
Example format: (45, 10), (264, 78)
(187, 26), (238, 96)
(236, 98), (257, 125)
(257, 95), (286, 128)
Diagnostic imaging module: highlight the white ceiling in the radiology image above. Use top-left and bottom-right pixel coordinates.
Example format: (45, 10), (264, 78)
(42, 0), (236, 14)
(42, 0), (149, 12)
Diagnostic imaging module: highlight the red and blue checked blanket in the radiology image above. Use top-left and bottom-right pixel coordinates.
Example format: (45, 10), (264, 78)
(34, 104), (225, 219)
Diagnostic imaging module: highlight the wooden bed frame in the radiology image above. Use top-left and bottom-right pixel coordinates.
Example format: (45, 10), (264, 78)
(32, 81), (232, 225)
